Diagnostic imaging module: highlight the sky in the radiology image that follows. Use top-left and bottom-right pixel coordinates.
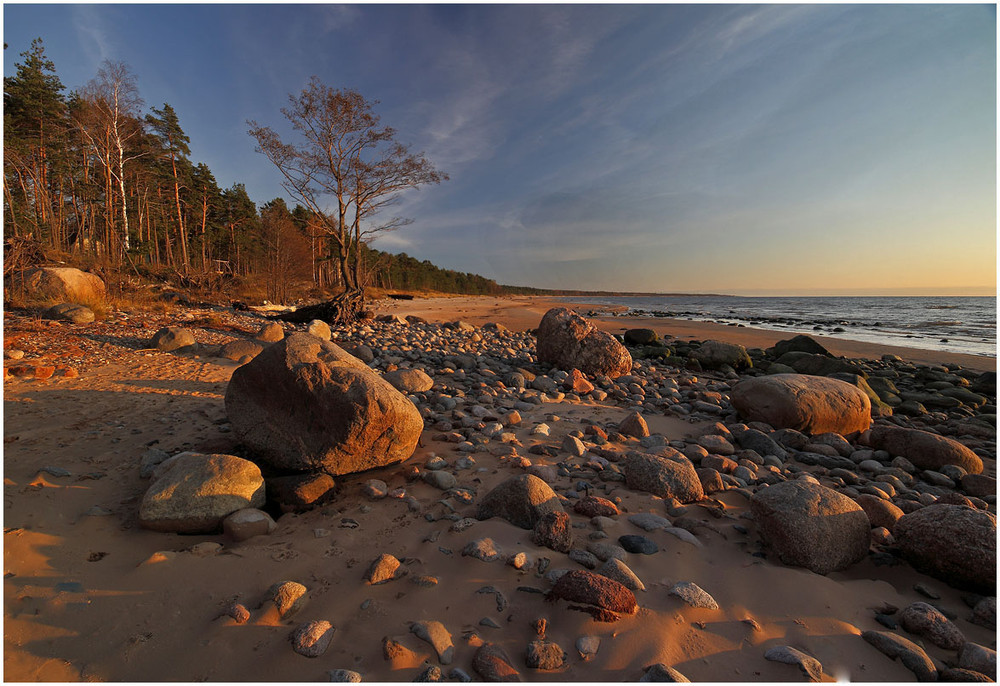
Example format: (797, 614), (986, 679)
(4, 3), (996, 295)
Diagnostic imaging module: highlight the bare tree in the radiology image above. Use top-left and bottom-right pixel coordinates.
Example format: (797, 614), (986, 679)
(74, 60), (145, 261)
(248, 77), (446, 323)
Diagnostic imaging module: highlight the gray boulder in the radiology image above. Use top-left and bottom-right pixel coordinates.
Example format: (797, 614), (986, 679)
(536, 307), (632, 379)
(865, 426), (983, 475)
(151, 326), (196, 352)
(623, 451), (703, 503)
(43, 303), (95, 324)
(383, 368), (434, 393)
(225, 334), (423, 476)
(894, 504), (996, 593)
(476, 474), (564, 529)
(691, 340), (751, 371)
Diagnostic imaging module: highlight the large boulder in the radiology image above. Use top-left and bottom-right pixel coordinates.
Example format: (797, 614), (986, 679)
(731, 374), (871, 435)
(893, 504), (996, 593)
(22, 267), (106, 303)
(536, 308), (632, 379)
(224, 333), (423, 475)
(691, 340), (751, 371)
(383, 368), (434, 393)
(775, 352), (866, 378)
(770, 335), (832, 358)
(623, 451), (703, 503)
(750, 480), (870, 574)
(476, 474), (563, 529)
(152, 327), (196, 352)
(139, 452), (265, 533)
(865, 426), (983, 475)
(43, 303), (95, 324)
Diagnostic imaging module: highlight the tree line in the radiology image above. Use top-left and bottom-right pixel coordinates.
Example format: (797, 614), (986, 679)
(3, 38), (538, 310)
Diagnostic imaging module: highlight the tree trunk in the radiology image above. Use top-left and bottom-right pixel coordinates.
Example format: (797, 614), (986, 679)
(274, 288), (365, 325)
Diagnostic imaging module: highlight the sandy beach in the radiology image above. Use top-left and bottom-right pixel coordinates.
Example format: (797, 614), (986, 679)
(4, 295), (996, 682)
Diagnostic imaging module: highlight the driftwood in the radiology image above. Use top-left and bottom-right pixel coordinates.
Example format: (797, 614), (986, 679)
(387, 293), (414, 301)
(273, 289), (366, 325)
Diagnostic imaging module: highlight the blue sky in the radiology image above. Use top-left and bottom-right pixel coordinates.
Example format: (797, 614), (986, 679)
(4, 4), (996, 294)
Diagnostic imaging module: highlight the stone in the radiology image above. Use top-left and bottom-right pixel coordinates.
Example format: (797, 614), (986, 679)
(255, 322), (285, 342)
(525, 640), (565, 670)
(691, 340), (751, 371)
(463, 538), (503, 563)
(220, 338), (264, 362)
(44, 303), (95, 324)
(696, 468), (725, 495)
(573, 496), (619, 518)
(623, 452), (703, 503)
(624, 328), (658, 345)
(770, 335), (832, 358)
(410, 620), (454, 664)
(971, 596), (996, 629)
(423, 470), (457, 490)
(628, 513), (672, 531)
(266, 581), (308, 618)
(472, 643), (521, 682)
(384, 368), (434, 393)
(291, 620), (335, 657)
(617, 534), (658, 555)
(151, 327), (196, 352)
(306, 319), (331, 341)
(894, 504), (996, 593)
(139, 448), (171, 478)
(640, 664), (690, 682)
(139, 452), (265, 533)
(328, 669), (363, 682)
(898, 601), (966, 650)
(366, 553), (402, 584)
(223, 508), (276, 541)
(861, 630), (937, 681)
(576, 636), (600, 661)
(536, 308), (632, 379)
(476, 474), (564, 530)
(532, 511), (573, 553)
(731, 374), (871, 435)
(668, 581), (719, 609)
(866, 426), (983, 475)
(750, 480), (869, 574)
(618, 412), (650, 438)
(549, 570), (638, 619)
(776, 352), (866, 377)
(764, 646), (823, 681)
(22, 267), (106, 303)
(268, 473), (337, 512)
(597, 558), (645, 592)
(854, 494), (904, 531)
(225, 334), (422, 475)
(958, 643), (996, 680)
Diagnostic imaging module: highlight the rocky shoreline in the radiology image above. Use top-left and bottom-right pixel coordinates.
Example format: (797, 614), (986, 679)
(4, 292), (997, 682)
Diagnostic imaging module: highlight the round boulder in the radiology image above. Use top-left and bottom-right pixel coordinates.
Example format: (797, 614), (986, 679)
(865, 426), (983, 475)
(224, 333), (423, 476)
(219, 338), (265, 362)
(476, 474), (564, 530)
(691, 340), (751, 371)
(894, 504), (996, 593)
(536, 307), (632, 379)
(23, 267), (106, 303)
(43, 303), (95, 324)
(731, 374), (871, 435)
(383, 368), (434, 393)
(623, 451), (703, 503)
(139, 452), (265, 533)
(152, 327), (196, 352)
(750, 480), (870, 574)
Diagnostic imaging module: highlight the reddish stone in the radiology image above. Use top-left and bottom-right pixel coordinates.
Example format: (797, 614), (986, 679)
(563, 369), (595, 394)
(573, 496), (620, 518)
(61, 367), (79, 379)
(33, 366), (55, 380)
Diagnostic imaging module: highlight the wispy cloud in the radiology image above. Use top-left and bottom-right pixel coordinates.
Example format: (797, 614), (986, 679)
(72, 5), (112, 65)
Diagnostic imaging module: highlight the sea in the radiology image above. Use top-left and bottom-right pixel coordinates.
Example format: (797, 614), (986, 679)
(558, 295), (998, 358)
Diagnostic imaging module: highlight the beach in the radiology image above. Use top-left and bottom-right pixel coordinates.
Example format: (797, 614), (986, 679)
(4, 295), (996, 682)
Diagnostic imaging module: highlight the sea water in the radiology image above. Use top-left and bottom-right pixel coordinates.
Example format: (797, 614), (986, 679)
(559, 295), (997, 358)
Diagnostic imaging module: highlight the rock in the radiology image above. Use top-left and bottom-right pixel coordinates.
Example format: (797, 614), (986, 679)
(363, 479), (389, 499)
(255, 322), (285, 342)
(525, 640), (565, 670)
(22, 267), (106, 303)
(220, 338), (264, 362)
(573, 496), (619, 518)
(940, 667), (993, 682)
(597, 558), (645, 591)
(290, 620), (335, 657)
(138, 452), (265, 533)
(696, 468), (725, 495)
(410, 620), (454, 664)
(894, 504), (996, 593)
(866, 426), (983, 475)
(268, 473), (337, 512)
(384, 368), (434, 393)
(536, 308), (632, 379)
(44, 303), (95, 324)
(463, 538), (504, 563)
(265, 581), (308, 618)
(898, 602), (966, 650)
(225, 333), (422, 475)
(472, 643), (521, 682)
(366, 553), (402, 584)
(343, 343), (375, 364)
(223, 508), (276, 541)
(306, 319), (331, 341)
(731, 374), (871, 435)
(668, 581), (719, 609)
(151, 327), (196, 352)
(618, 412), (650, 438)
(691, 340), (751, 371)
(777, 352), (866, 377)
(476, 474), (564, 529)
(750, 480), (869, 574)
(854, 494), (904, 531)
(423, 470), (457, 490)
(628, 513), (672, 531)
(961, 474), (996, 498)
(770, 335), (832, 358)
(532, 511), (573, 553)
(764, 646), (823, 682)
(829, 373), (894, 417)
(548, 570), (638, 620)
(971, 596), (996, 629)
(328, 669), (363, 682)
(958, 643), (996, 680)
(413, 663), (443, 681)
(624, 329), (658, 345)
(139, 448), (171, 478)
(617, 534), (658, 555)
(623, 452), (703, 503)
(861, 630), (937, 681)
(640, 664), (690, 682)
(576, 636), (600, 661)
